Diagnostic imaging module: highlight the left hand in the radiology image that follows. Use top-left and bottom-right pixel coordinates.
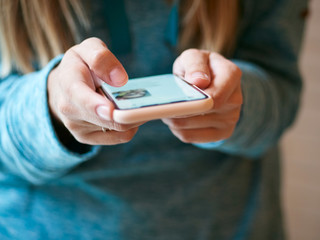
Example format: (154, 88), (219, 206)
(162, 49), (243, 143)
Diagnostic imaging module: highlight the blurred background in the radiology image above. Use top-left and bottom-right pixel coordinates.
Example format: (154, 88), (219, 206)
(282, 1), (320, 240)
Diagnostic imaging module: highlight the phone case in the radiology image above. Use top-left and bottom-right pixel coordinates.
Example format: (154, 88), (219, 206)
(112, 96), (213, 124)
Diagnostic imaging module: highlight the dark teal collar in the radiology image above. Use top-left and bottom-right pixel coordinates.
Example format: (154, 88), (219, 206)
(102, 0), (132, 55)
(165, 0), (179, 47)
(103, 0), (179, 55)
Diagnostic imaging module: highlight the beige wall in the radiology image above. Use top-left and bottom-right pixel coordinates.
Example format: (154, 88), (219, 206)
(282, 1), (320, 240)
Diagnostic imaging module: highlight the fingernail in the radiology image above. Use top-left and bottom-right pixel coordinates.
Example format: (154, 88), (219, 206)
(96, 106), (110, 120)
(109, 67), (128, 86)
(191, 72), (210, 81)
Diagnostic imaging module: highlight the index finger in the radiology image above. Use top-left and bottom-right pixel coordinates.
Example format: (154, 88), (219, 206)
(72, 37), (128, 87)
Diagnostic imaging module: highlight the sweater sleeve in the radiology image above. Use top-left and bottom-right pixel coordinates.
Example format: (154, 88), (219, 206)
(195, 0), (308, 158)
(0, 55), (100, 184)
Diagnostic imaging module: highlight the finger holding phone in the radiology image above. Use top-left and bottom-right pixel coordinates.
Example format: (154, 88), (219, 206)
(162, 49), (243, 144)
(47, 37), (141, 146)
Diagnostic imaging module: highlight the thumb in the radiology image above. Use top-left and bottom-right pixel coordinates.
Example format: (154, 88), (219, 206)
(173, 49), (211, 89)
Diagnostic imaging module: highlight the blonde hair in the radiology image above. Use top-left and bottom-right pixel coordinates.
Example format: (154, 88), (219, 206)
(179, 0), (239, 54)
(0, 0), (88, 76)
(0, 0), (239, 76)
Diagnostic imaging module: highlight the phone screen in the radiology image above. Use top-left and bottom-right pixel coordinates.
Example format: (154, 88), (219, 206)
(101, 74), (208, 110)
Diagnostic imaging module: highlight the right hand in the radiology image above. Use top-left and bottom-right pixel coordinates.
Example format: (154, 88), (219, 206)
(47, 37), (140, 146)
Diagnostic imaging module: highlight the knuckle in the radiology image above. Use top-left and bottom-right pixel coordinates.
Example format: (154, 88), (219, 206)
(75, 64), (91, 78)
(230, 115), (240, 125)
(119, 130), (135, 143)
(221, 128), (234, 140)
(177, 131), (193, 143)
(225, 118), (238, 127)
(68, 81), (80, 94)
(170, 119), (186, 129)
(181, 48), (201, 58)
(119, 136), (132, 144)
(65, 47), (78, 58)
(233, 65), (242, 78)
(61, 50), (91, 77)
(81, 37), (106, 47)
(66, 81), (82, 101)
(58, 101), (72, 117)
(227, 62), (242, 80)
(90, 49), (112, 70)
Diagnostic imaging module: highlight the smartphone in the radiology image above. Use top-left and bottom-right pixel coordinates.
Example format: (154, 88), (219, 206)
(100, 74), (213, 124)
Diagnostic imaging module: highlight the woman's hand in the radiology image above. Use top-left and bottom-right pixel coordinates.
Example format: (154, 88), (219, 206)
(162, 49), (243, 143)
(48, 37), (140, 146)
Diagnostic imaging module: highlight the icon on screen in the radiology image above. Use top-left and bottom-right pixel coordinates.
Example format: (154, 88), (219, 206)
(112, 89), (151, 101)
